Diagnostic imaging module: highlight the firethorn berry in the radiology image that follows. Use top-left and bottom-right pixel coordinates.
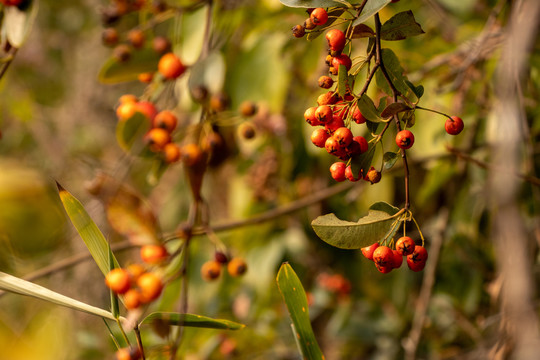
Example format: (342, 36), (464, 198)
(214, 251), (229, 264)
(407, 246), (428, 272)
(1, 0), (24, 6)
(325, 29), (346, 53)
(330, 162), (347, 182)
(375, 264), (393, 274)
(181, 143), (204, 167)
(152, 36), (171, 55)
(391, 250), (403, 269)
(140, 244), (169, 264)
(239, 122), (256, 139)
(352, 106), (367, 124)
(144, 128), (171, 152)
(119, 94), (138, 104)
(395, 236), (415, 256)
(113, 44), (132, 62)
(345, 165), (361, 182)
(311, 128), (330, 148)
(127, 29), (145, 49)
(325, 55), (334, 66)
(209, 93), (230, 112)
(101, 28), (119, 47)
(227, 258), (248, 277)
(303, 17), (316, 30)
(292, 24), (306, 38)
(325, 115), (345, 134)
(123, 288), (142, 310)
(361, 242), (379, 261)
(445, 116), (464, 135)
(352, 136), (369, 153)
(201, 260), (222, 281)
(317, 91), (339, 106)
(116, 347), (141, 360)
(126, 263), (146, 284)
(304, 107), (321, 126)
(373, 245), (394, 268)
(116, 101), (138, 121)
(318, 76), (334, 89)
(163, 143), (182, 164)
(137, 272), (163, 303)
(366, 167), (381, 184)
(332, 54), (352, 72)
(325, 136), (341, 155)
(105, 268), (131, 294)
(153, 110), (178, 132)
(333, 127), (353, 147)
(396, 129), (415, 150)
(137, 72), (153, 83)
(315, 105), (333, 124)
(310, 8), (328, 26)
(136, 101), (158, 120)
(158, 53), (186, 80)
(239, 101), (258, 117)
(191, 85), (209, 103)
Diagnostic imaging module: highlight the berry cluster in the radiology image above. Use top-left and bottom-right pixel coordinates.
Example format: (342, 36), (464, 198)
(0, 0), (25, 7)
(316, 272), (351, 297)
(201, 252), (248, 282)
(361, 236), (428, 274)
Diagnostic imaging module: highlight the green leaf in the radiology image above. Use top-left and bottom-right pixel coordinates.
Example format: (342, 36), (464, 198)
(380, 10), (425, 41)
(276, 263), (325, 360)
(108, 246), (120, 319)
(350, 142), (375, 177)
(311, 202), (403, 249)
(383, 151), (399, 170)
(351, 24), (375, 39)
(306, 8), (347, 41)
(279, 0), (356, 8)
(4, 0), (38, 48)
(115, 112), (152, 155)
(57, 183), (120, 276)
(405, 80), (424, 99)
(380, 102), (412, 119)
(98, 49), (160, 84)
(140, 312), (245, 330)
(352, 0), (392, 26)
(357, 94), (383, 122)
(401, 110), (416, 127)
(375, 48), (418, 102)
(0, 271), (119, 321)
(337, 64), (348, 97)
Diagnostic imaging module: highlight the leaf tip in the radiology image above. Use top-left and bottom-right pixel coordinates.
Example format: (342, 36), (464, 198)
(55, 180), (66, 192)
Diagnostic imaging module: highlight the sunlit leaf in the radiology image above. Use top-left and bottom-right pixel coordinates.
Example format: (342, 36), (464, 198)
(352, 0), (392, 26)
(376, 48), (418, 102)
(380, 10), (425, 41)
(357, 94), (383, 122)
(381, 102), (412, 119)
(337, 64), (348, 97)
(140, 312), (245, 330)
(0, 271), (119, 321)
(276, 263), (325, 360)
(383, 151), (399, 170)
(351, 24), (375, 39)
(4, 0), (38, 48)
(311, 202), (404, 249)
(57, 183), (120, 276)
(98, 49), (160, 84)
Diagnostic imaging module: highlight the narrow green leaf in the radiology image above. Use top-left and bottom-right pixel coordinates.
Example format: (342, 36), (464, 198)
(311, 202), (404, 249)
(4, 0), (38, 48)
(405, 80), (424, 99)
(383, 151), (399, 170)
(140, 312), (245, 330)
(380, 102), (412, 119)
(108, 246), (120, 319)
(352, 0), (392, 26)
(57, 183), (120, 276)
(337, 64), (348, 97)
(115, 112), (152, 155)
(380, 10), (425, 41)
(357, 94), (383, 122)
(351, 24), (375, 39)
(0, 271), (119, 321)
(279, 0), (355, 8)
(276, 263), (325, 360)
(98, 49), (160, 84)
(376, 48), (418, 102)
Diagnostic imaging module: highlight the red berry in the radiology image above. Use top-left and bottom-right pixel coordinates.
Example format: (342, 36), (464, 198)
(136, 101), (158, 121)
(153, 110), (178, 132)
(361, 242), (379, 261)
(391, 249), (403, 269)
(373, 246), (394, 268)
(396, 129), (414, 149)
(292, 24), (306, 38)
(445, 116), (464, 135)
(375, 264), (393, 274)
(317, 92), (339, 106)
(325, 136), (341, 155)
(325, 115), (345, 134)
(332, 54), (352, 72)
(311, 128), (330, 148)
(140, 244), (169, 264)
(105, 268), (131, 294)
(352, 106), (366, 124)
(318, 76), (334, 89)
(366, 167), (381, 184)
(345, 165), (361, 182)
(310, 8), (328, 26)
(352, 136), (368, 153)
(315, 105), (333, 124)
(329, 162), (346, 182)
(407, 246), (428, 272)
(304, 107), (321, 126)
(158, 53), (186, 79)
(325, 29), (346, 53)
(333, 127), (353, 147)
(395, 236), (415, 256)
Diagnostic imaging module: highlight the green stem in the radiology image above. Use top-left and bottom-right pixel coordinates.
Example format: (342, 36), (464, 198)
(415, 105), (452, 119)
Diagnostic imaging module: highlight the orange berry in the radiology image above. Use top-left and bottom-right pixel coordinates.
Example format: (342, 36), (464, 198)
(136, 101), (158, 121)
(126, 263), (146, 284)
(153, 110), (178, 132)
(140, 244), (169, 264)
(127, 29), (145, 49)
(116, 101), (138, 121)
(152, 36), (171, 55)
(119, 94), (138, 104)
(201, 260), (221, 281)
(158, 53), (186, 79)
(105, 268), (131, 294)
(163, 143), (182, 163)
(137, 272), (163, 303)
(144, 128), (171, 152)
(181, 143), (204, 167)
(138, 72), (154, 83)
(123, 288), (142, 310)
(239, 101), (257, 117)
(227, 258), (247, 277)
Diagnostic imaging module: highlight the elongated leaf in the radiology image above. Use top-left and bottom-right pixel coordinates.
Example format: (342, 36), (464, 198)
(115, 112), (152, 154)
(350, 142), (375, 177)
(357, 94), (383, 122)
(376, 48), (418, 102)
(0, 271), (119, 321)
(383, 151), (399, 170)
(351, 24), (375, 39)
(57, 183), (120, 276)
(380, 10), (425, 41)
(352, 0), (391, 26)
(312, 202), (404, 249)
(98, 49), (160, 84)
(108, 246), (120, 318)
(276, 263), (325, 360)
(140, 312), (245, 330)
(337, 64), (348, 97)
(4, 0), (38, 47)
(280, 0), (356, 8)
(381, 102), (412, 119)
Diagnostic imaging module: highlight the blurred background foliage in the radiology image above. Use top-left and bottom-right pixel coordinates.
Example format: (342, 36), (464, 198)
(0, 0), (538, 359)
